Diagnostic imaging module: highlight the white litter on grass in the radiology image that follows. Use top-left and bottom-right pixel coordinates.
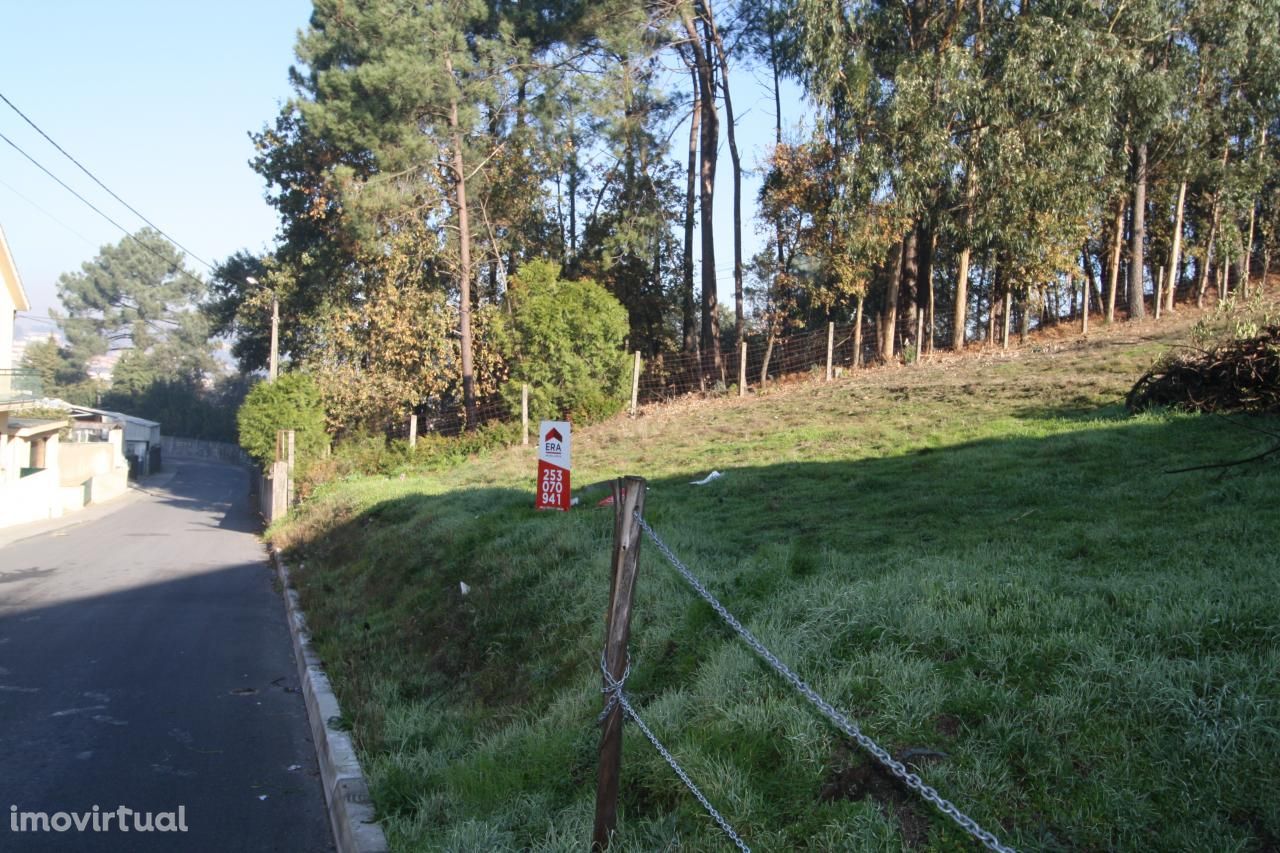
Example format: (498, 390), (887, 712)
(690, 471), (723, 486)
(287, 764), (302, 772)
(459, 581), (471, 596)
(258, 795), (269, 801)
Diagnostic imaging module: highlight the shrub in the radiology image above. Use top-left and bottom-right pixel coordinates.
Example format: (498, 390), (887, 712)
(237, 373), (329, 469)
(500, 260), (630, 424)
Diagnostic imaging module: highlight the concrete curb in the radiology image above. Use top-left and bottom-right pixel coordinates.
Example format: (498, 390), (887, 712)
(271, 550), (390, 853)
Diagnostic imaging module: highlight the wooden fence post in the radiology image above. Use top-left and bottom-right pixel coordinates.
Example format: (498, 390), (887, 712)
(739, 340), (747, 397)
(592, 476), (647, 851)
(286, 430), (296, 509)
(521, 384), (529, 446)
(409, 414), (418, 448)
(1154, 265), (1164, 320)
(1081, 276), (1090, 336)
(825, 321), (835, 381)
(630, 351), (641, 416)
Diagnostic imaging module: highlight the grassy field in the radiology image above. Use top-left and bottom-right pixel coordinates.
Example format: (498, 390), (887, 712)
(272, 307), (1280, 851)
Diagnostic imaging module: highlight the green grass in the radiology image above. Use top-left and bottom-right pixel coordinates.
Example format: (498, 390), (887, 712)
(273, 317), (1280, 852)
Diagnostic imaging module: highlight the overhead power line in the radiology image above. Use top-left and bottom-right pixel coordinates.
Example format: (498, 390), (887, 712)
(0, 90), (213, 272)
(0, 128), (208, 290)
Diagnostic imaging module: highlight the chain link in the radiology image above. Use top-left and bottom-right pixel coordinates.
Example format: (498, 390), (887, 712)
(600, 655), (751, 852)
(635, 513), (1016, 853)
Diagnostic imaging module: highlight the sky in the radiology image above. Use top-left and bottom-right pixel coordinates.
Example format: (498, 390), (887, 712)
(0, 1), (805, 341)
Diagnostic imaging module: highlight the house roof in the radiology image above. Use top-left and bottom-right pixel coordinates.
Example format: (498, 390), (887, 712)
(36, 399), (161, 429)
(5, 417), (67, 438)
(0, 224), (30, 312)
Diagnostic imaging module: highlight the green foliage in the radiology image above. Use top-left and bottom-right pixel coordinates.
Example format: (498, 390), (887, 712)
(236, 373), (329, 469)
(501, 260), (630, 423)
(101, 374), (248, 443)
(20, 337), (98, 405)
(56, 228), (213, 376)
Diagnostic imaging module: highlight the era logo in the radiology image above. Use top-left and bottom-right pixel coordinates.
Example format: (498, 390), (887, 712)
(544, 427), (564, 456)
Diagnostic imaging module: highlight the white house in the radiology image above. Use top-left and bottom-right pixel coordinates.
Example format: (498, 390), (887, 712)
(0, 224), (73, 527)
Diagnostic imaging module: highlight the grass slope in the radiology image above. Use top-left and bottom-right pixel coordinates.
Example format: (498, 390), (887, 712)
(273, 317), (1280, 852)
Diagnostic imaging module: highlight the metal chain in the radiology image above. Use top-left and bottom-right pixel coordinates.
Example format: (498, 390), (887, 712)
(635, 513), (1017, 853)
(600, 655), (751, 852)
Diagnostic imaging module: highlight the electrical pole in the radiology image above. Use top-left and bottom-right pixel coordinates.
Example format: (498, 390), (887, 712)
(269, 293), (279, 381)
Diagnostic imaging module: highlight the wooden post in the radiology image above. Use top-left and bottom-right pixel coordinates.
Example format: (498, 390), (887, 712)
(630, 351), (641, 416)
(269, 293), (279, 381)
(286, 430), (295, 508)
(825, 321), (834, 381)
(915, 308), (924, 363)
(738, 340), (747, 397)
(408, 414), (418, 448)
(592, 476), (647, 851)
(1081, 276), (1089, 336)
(1154, 265), (1164, 320)
(521, 384), (529, 446)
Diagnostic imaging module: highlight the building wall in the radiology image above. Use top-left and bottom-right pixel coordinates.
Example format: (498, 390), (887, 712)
(0, 432), (63, 528)
(60, 440), (127, 487)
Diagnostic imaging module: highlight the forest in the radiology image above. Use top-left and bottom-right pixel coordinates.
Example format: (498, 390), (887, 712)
(201, 0), (1280, 434)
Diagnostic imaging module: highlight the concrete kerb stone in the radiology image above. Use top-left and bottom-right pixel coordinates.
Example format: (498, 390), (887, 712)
(272, 550), (389, 853)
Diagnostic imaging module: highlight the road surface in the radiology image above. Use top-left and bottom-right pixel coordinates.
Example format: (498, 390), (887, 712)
(0, 459), (333, 852)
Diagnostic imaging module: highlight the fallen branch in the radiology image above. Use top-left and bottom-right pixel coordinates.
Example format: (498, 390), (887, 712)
(1165, 442), (1280, 474)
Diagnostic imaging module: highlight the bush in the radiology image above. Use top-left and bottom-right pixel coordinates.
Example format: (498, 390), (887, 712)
(237, 373), (329, 469)
(500, 260), (630, 424)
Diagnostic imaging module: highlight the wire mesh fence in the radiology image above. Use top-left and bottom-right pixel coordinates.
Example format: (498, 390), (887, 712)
(377, 319), (883, 443)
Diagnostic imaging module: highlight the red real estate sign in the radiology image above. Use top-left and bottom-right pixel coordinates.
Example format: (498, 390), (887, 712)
(535, 420), (571, 511)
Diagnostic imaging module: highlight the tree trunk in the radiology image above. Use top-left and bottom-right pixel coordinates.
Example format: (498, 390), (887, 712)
(681, 60), (700, 353)
(759, 333), (774, 385)
(567, 113), (578, 267)
(1002, 286), (1012, 350)
(706, 7), (744, 345)
(1166, 178), (1187, 312)
(985, 257), (997, 344)
(1081, 243), (1097, 323)
(1106, 197), (1124, 324)
(1197, 200), (1219, 308)
(880, 238), (904, 362)
(853, 294), (864, 367)
(1129, 141), (1148, 320)
(924, 228), (937, 356)
(900, 227), (920, 354)
(681, 8), (722, 380)
(445, 55), (476, 430)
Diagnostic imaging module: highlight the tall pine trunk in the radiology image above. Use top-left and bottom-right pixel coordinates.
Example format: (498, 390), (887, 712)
(1129, 142), (1148, 320)
(681, 61), (700, 353)
(706, 7), (744, 345)
(681, 8), (722, 380)
(445, 54), (476, 430)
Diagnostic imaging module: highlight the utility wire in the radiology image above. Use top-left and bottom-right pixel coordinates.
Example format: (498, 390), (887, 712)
(0, 90), (213, 272)
(0, 175), (97, 247)
(0, 129), (208, 290)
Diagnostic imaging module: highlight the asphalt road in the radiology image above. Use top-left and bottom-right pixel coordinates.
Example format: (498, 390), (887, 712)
(0, 459), (333, 852)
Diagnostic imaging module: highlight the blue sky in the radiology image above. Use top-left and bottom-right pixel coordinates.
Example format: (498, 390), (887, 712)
(0, 0), (311, 324)
(1, 1), (804, 336)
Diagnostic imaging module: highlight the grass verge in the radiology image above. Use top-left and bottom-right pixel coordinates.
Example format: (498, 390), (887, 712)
(272, 315), (1280, 851)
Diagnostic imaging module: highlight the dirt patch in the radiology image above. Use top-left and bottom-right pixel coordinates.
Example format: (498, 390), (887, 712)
(820, 744), (948, 847)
